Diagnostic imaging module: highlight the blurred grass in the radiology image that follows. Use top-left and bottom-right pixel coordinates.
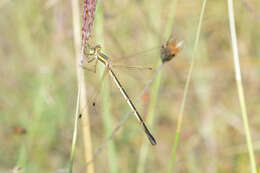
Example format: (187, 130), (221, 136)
(168, 0), (207, 172)
(69, 0), (82, 171)
(95, 2), (118, 173)
(1, 0), (260, 172)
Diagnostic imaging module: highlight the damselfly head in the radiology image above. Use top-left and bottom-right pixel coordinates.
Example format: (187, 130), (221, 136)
(87, 44), (102, 56)
(160, 39), (183, 63)
(94, 44), (102, 52)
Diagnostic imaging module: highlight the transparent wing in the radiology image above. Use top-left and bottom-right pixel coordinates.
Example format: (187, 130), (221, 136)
(109, 46), (161, 89)
(81, 45), (161, 119)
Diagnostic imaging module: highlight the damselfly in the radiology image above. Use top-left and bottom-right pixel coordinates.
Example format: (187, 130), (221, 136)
(81, 38), (183, 165)
(82, 45), (157, 145)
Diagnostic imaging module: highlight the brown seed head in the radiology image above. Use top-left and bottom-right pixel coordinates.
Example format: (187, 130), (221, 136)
(160, 38), (183, 63)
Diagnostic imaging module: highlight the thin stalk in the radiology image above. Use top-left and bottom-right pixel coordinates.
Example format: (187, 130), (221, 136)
(79, 63), (95, 173)
(163, 0), (179, 40)
(69, 87), (81, 173)
(95, 3), (118, 173)
(136, 0), (163, 172)
(137, 61), (162, 173)
(227, 0), (256, 172)
(168, 0), (207, 172)
(71, 0), (94, 173)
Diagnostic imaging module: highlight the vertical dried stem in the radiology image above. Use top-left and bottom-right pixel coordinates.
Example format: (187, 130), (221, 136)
(227, 0), (256, 172)
(71, 0), (97, 173)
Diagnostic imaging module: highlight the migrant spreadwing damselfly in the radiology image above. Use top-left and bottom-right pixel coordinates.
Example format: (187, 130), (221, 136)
(82, 44), (157, 145)
(80, 38), (183, 165)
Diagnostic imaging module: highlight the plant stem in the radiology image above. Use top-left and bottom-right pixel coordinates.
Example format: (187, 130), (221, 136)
(227, 0), (256, 172)
(71, 0), (94, 172)
(168, 0), (207, 172)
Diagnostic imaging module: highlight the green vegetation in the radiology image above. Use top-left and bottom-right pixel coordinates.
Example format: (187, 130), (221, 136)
(1, 0), (260, 172)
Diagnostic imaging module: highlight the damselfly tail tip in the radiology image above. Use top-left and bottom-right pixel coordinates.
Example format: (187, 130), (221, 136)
(148, 133), (157, 145)
(142, 122), (157, 145)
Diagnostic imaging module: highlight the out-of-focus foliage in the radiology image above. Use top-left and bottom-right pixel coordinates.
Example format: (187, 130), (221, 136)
(0, 0), (260, 172)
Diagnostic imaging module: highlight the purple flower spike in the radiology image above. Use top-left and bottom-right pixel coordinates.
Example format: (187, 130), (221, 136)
(81, 0), (97, 64)
(82, 0), (97, 45)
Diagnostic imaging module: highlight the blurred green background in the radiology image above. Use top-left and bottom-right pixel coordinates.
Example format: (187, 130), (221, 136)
(1, 0), (260, 172)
